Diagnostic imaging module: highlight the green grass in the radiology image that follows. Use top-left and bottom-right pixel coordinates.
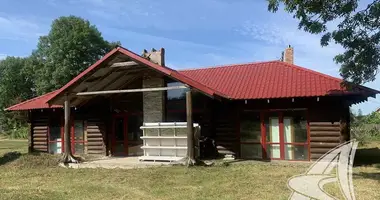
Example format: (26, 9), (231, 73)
(0, 140), (379, 200)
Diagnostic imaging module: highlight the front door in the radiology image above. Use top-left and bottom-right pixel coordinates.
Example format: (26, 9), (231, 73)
(112, 115), (128, 156)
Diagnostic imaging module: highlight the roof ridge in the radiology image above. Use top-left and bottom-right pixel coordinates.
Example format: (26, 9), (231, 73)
(5, 90), (58, 111)
(275, 61), (343, 83)
(178, 60), (278, 71)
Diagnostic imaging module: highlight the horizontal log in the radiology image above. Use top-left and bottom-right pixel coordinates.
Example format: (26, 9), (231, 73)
(310, 131), (340, 137)
(33, 137), (47, 141)
(33, 126), (48, 131)
(33, 130), (48, 134)
(310, 148), (332, 154)
(77, 85), (187, 96)
(311, 137), (340, 142)
(33, 145), (48, 150)
(33, 141), (47, 145)
(309, 122), (340, 126)
(87, 142), (104, 146)
(310, 142), (340, 148)
(86, 137), (104, 142)
(87, 133), (104, 138)
(87, 129), (105, 133)
(310, 126), (340, 131)
(33, 133), (47, 138)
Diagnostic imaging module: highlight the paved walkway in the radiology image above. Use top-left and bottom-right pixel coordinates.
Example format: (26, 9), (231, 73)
(61, 157), (173, 169)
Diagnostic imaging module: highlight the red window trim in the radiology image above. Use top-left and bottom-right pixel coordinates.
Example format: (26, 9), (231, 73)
(239, 109), (311, 161)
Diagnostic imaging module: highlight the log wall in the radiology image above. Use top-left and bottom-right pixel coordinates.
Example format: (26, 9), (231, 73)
(86, 119), (107, 155)
(31, 116), (49, 152)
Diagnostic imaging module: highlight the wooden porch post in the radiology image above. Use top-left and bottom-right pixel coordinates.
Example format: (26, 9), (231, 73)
(61, 94), (79, 163)
(186, 90), (195, 165)
(27, 110), (33, 153)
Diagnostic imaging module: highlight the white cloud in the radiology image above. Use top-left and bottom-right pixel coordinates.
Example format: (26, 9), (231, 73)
(0, 15), (42, 41)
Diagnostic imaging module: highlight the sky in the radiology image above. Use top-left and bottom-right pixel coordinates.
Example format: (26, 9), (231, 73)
(0, 0), (379, 114)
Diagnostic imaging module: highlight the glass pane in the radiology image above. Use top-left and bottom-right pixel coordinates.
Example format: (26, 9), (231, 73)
(166, 111), (186, 122)
(74, 143), (84, 154)
(266, 144), (281, 159)
(283, 110), (308, 143)
(74, 120), (84, 140)
(284, 145), (309, 160)
(241, 144), (262, 159)
(49, 118), (61, 142)
(266, 117), (280, 142)
(166, 82), (188, 111)
(240, 112), (261, 142)
(128, 115), (142, 141)
(115, 117), (124, 141)
(49, 141), (62, 154)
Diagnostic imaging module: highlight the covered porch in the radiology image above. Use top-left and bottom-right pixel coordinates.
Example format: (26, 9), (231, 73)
(44, 47), (209, 163)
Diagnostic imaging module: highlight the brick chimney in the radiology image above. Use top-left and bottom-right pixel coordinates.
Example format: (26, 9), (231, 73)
(283, 45), (294, 64)
(142, 48), (165, 66)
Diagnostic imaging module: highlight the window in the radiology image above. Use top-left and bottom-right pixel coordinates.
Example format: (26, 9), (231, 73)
(283, 110), (309, 160)
(72, 120), (86, 154)
(265, 113), (281, 159)
(262, 110), (309, 161)
(240, 112), (262, 159)
(166, 81), (188, 122)
(49, 117), (62, 154)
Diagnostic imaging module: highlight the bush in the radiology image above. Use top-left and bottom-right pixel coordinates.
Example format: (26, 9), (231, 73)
(4, 126), (28, 139)
(351, 124), (380, 146)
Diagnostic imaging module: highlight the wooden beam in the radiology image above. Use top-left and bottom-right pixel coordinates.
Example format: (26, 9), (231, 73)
(186, 90), (195, 161)
(64, 95), (70, 155)
(110, 61), (138, 68)
(76, 85), (187, 96)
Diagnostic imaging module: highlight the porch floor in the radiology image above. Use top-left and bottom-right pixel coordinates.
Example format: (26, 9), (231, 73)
(61, 156), (173, 169)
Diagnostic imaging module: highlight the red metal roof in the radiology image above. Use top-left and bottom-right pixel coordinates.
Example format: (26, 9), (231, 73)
(5, 90), (61, 111)
(46, 46), (217, 104)
(5, 49), (379, 111)
(179, 61), (378, 99)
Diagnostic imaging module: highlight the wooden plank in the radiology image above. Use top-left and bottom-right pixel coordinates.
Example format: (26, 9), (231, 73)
(310, 131), (340, 137)
(33, 137), (47, 141)
(310, 142), (339, 148)
(311, 137), (340, 142)
(76, 85), (188, 96)
(310, 148), (332, 154)
(87, 133), (103, 138)
(110, 61), (138, 68)
(33, 126), (48, 131)
(33, 133), (47, 137)
(33, 130), (48, 134)
(309, 122), (340, 126)
(310, 126), (340, 131)
(87, 142), (104, 146)
(87, 137), (104, 142)
(33, 141), (47, 145)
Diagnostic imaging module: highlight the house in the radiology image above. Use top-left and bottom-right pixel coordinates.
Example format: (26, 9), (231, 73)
(5, 46), (379, 161)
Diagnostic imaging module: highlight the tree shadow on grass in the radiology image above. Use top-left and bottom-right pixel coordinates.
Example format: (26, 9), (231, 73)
(0, 151), (22, 165)
(354, 147), (380, 166)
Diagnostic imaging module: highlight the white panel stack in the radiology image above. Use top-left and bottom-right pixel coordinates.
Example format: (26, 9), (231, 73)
(139, 122), (200, 162)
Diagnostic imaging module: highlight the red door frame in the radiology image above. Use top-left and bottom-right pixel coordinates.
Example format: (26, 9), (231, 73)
(260, 109), (310, 161)
(111, 113), (128, 155)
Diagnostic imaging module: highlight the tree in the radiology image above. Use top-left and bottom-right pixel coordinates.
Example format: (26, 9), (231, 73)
(27, 16), (120, 163)
(268, 0), (380, 84)
(30, 15), (120, 95)
(0, 57), (34, 136)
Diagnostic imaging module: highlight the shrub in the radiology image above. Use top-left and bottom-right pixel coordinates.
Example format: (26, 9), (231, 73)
(351, 124), (380, 146)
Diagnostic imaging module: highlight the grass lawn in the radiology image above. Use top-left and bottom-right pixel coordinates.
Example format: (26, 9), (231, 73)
(0, 140), (379, 200)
